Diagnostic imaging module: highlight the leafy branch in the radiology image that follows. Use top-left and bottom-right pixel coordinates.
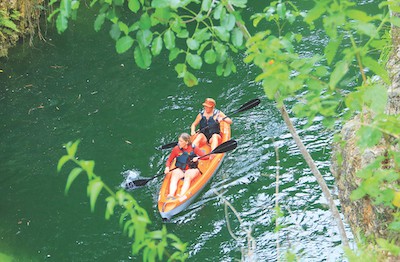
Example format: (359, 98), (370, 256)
(57, 140), (188, 261)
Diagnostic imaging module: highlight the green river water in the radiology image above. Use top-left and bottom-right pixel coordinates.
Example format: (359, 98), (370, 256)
(1, 0), (382, 261)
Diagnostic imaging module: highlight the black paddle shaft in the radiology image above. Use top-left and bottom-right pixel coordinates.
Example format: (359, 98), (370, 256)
(159, 98), (260, 150)
(128, 139), (238, 188)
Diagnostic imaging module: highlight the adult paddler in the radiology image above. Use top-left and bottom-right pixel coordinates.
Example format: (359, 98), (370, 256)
(191, 98), (232, 155)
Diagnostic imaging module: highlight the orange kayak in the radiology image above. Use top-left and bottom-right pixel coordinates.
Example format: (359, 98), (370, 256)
(158, 121), (231, 220)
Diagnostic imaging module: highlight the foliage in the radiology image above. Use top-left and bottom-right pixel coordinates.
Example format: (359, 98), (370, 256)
(48, 0), (246, 86)
(0, 9), (20, 39)
(57, 140), (188, 261)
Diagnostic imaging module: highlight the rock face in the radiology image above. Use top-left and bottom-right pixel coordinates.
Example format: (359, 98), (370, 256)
(0, 0), (44, 57)
(331, 14), (400, 259)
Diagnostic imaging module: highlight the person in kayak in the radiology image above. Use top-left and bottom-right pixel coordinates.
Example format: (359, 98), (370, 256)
(191, 98), (232, 152)
(164, 133), (208, 198)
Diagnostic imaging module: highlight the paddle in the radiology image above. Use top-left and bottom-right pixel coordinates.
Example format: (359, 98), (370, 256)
(159, 98), (260, 150)
(126, 139), (238, 188)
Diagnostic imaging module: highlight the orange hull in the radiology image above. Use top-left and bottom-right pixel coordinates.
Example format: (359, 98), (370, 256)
(158, 122), (231, 220)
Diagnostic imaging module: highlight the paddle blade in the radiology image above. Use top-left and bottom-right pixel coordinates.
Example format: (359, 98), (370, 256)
(210, 139), (238, 154)
(237, 98), (260, 113)
(160, 141), (178, 150)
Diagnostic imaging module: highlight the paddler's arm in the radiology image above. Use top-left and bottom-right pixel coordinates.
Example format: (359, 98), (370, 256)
(190, 113), (202, 135)
(193, 146), (209, 161)
(218, 111), (232, 125)
(165, 147), (179, 174)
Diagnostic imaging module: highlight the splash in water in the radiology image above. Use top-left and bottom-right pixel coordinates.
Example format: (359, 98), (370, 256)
(120, 169), (142, 190)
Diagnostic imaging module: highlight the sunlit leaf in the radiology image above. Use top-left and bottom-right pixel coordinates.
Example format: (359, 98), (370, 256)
(324, 35), (342, 65)
(221, 13), (236, 31)
(168, 48), (181, 61)
(231, 28), (243, 47)
(87, 179), (103, 212)
(65, 167), (82, 195)
(204, 49), (217, 64)
(139, 13), (151, 30)
(362, 56), (390, 84)
(137, 29), (153, 47)
(186, 38), (199, 50)
(214, 26), (230, 41)
(329, 60), (348, 90)
(116, 36), (134, 54)
(357, 125), (382, 149)
(66, 140), (80, 158)
(128, 0), (140, 13)
(363, 84), (388, 114)
(57, 155), (70, 172)
(187, 53), (202, 69)
(230, 0), (247, 8)
(201, 0), (212, 12)
(134, 46), (152, 69)
(175, 63), (187, 78)
(151, 36), (163, 56)
(350, 186), (367, 200)
(163, 29), (175, 50)
(183, 71), (198, 87)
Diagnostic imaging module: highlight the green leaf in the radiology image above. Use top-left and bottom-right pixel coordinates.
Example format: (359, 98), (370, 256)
(163, 29), (175, 50)
(231, 28), (243, 47)
(139, 13), (151, 30)
(105, 196), (116, 220)
(352, 22), (378, 38)
(151, 0), (169, 8)
(87, 179), (103, 212)
(56, 14), (68, 33)
(304, 2), (327, 25)
(204, 49), (217, 64)
(183, 71), (198, 87)
(94, 13), (105, 32)
(363, 84), (388, 114)
(329, 60), (348, 90)
(214, 26), (230, 41)
(116, 36), (134, 54)
(66, 140), (80, 158)
(357, 126), (382, 149)
(186, 38), (199, 50)
(362, 56), (390, 84)
(221, 13), (236, 31)
(277, 3), (286, 19)
(193, 28), (211, 42)
(151, 36), (163, 56)
(186, 53), (202, 69)
(109, 23), (121, 41)
(201, 0), (212, 12)
(80, 160), (95, 177)
(168, 48), (181, 61)
(118, 21), (129, 35)
(230, 0), (247, 8)
(350, 186), (367, 200)
(57, 155), (70, 172)
(137, 29), (152, 47)
(134, 46), (152, 69)
(128, 0), (140, 13)
(65, 167), (82, 195)
(175, 63), (187, 78)
(346, 9), (376, 22)
(324, 36), (342, 65)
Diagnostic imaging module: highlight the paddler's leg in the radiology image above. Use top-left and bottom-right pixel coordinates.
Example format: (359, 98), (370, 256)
(192, 133), (207, 148)
(179, 169), (200, 196)
(168, 169), (185, 197)
(209, 134), (222, 159)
